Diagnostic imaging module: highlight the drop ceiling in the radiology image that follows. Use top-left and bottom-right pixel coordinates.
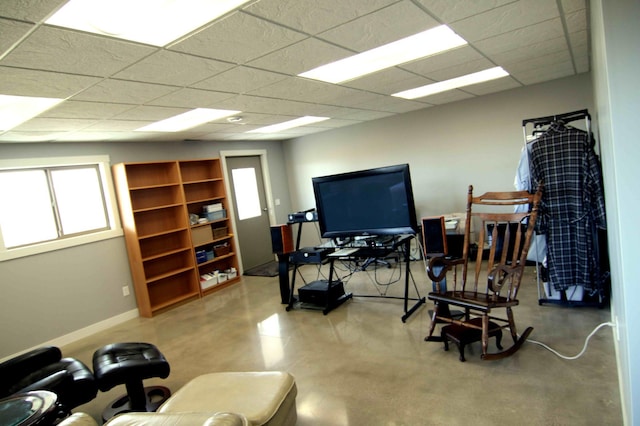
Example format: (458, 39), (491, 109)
(0, 0), (589, 143)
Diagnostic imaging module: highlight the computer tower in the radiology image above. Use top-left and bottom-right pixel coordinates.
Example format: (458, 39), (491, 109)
(298, 280), (345, 306)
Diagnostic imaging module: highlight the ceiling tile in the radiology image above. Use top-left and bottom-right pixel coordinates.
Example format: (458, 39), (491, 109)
(1, 26), (155, 76)
(449, 0), (559, 42)
(472, 18), (565, 56)
(347, 94), (429, 114)
(244, 0), (397, 35)
(505, 49), (572, 75)
(193, 66), (287, 93)
(12, 117), (96, 132)
(513, 62), (575, 85)
(247, 38), (352, 75)
(222, 113), (295, 126)
(111, 105), (190, 121)
(560, 0), (586, 14)
(419, 89), (474, 105)
(485, 36), (568, 66)
(417, 57), (496, 82)
(414, 0), (518, 23)
(214, 94), (321, 116)
(42, 101), (135, 119)
(506, 51), (576, 84)
(318, 1), (439, 51)
(568, 30), (589, 59)
(0, 131), (62, 143)
(169, 12), (306, 64)
(0, 0), (67, 22)
(341, 67), (434, 95)
(147, 88), (236, 108)
(323, 108), (397, 121)
(400, 46), (484, 78)
(84, 119), (153, 131)
(0, 66), (101, 98)
(247, 77), (340, 103)
(0, 0), (594, 142)
(71, 79), (177, 104)
(460, 75), (521, 96)
(0, 19), (33, 54)
(114, 51), (234, 86)
(565, 9), (587, 33)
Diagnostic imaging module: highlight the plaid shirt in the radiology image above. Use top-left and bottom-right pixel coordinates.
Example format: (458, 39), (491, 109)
(530, 122), (606, 291)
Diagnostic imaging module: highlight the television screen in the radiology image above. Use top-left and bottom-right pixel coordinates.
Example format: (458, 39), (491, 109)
(312, 164), (418, 239)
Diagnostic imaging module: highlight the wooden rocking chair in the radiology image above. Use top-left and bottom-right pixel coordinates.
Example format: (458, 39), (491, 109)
(425, 185), (542, 360)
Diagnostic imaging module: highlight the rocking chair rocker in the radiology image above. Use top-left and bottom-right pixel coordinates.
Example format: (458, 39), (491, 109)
(425, 185), (542, 361)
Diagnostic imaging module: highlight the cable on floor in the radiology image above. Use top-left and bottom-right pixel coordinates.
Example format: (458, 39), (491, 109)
(527, 321), (615, 360)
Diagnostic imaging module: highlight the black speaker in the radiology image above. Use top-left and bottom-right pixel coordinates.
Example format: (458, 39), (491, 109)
(270, 224), (294, 254)
(421, 216), (447, 257)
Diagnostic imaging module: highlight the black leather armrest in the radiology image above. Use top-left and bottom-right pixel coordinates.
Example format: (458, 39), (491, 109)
(0, 346), (62, 397)
(18, 370), (74, 394)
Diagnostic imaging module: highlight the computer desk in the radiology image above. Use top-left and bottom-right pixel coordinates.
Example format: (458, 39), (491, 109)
(287, 234), (425, 321)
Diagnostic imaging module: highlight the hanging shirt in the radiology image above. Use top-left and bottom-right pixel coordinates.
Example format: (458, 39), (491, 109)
(529, 122), (606, 291)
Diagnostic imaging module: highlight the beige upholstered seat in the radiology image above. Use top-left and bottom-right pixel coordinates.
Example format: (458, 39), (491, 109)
(60, 412), (249, 426)
(158, 371), (297, 426)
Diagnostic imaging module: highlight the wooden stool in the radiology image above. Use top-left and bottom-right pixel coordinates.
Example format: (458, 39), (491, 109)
(441, 318), (503, 362)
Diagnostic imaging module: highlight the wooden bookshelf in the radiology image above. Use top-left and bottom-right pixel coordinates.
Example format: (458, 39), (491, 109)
(112, 159), (240, 317)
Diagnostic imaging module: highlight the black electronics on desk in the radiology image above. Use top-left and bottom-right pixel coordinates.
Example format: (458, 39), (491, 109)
(291, 247), (331, 264)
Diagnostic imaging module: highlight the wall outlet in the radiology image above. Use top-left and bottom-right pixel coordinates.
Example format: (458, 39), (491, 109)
(122, 285), (130, 297)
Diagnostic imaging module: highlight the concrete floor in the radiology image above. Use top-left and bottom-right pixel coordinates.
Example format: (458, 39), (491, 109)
(63, 260), (622, 425)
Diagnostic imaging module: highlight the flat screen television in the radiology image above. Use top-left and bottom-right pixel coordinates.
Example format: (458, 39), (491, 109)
(312, 164), (418, 239)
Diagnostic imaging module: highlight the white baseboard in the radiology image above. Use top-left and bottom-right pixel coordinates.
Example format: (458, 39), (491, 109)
(1, 309), (139, 362)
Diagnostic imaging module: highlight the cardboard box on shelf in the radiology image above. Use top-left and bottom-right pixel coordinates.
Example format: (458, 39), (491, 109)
(192, 226), (213, 245)
(213, 226), (228, 239)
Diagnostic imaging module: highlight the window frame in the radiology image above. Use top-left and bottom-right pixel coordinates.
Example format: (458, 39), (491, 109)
(0, 155), (123, 261)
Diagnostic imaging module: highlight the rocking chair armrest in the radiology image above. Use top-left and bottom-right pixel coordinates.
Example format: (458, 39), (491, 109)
(487, 264), (519, 293)
(427, 256), (464, 282)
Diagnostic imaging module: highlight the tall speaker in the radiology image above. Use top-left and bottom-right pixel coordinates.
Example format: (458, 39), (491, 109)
(270, 224), (294, 254)
(421, 216), (447, 257)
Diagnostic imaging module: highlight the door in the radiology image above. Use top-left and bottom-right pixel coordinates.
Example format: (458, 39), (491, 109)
(225, 155), (274, 271)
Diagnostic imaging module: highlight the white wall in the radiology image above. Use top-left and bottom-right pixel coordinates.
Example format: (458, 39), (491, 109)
(284, 73), (594, 245)
(591, 1), (640, 424)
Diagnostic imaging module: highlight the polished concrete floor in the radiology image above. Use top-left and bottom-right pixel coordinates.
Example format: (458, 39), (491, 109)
(63, 260), (622, 425)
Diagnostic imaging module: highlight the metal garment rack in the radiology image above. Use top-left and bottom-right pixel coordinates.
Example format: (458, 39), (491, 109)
(521, 109), (607, 308)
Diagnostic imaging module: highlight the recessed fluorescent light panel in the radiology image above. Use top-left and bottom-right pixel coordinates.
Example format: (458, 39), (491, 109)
(298, 25), (467, 84)
(247, 116), (330, 134)
(136, 108), (241, 132)
(46, 0), (251, 46)
(0, 95), (64, 131)
(392, 67), (510, 99)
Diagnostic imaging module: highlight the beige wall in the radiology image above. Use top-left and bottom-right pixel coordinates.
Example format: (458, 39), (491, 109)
(284, 73), (594, 246)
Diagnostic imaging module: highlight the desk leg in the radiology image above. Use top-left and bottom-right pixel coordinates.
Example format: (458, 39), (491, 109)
(286, 264), (299, 311)
(401, 238), (425, 322)
(277, 253), (290, 304)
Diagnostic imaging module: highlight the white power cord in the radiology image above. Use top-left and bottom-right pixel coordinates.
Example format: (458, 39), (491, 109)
(527, 321), (616, 360)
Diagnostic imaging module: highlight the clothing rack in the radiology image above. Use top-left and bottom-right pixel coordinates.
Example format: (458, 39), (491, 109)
(522, 108), (590, 128)
(519, 109), (608, 308)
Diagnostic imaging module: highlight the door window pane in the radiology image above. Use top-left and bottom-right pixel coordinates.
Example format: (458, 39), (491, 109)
(231, 167), (261, 220)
